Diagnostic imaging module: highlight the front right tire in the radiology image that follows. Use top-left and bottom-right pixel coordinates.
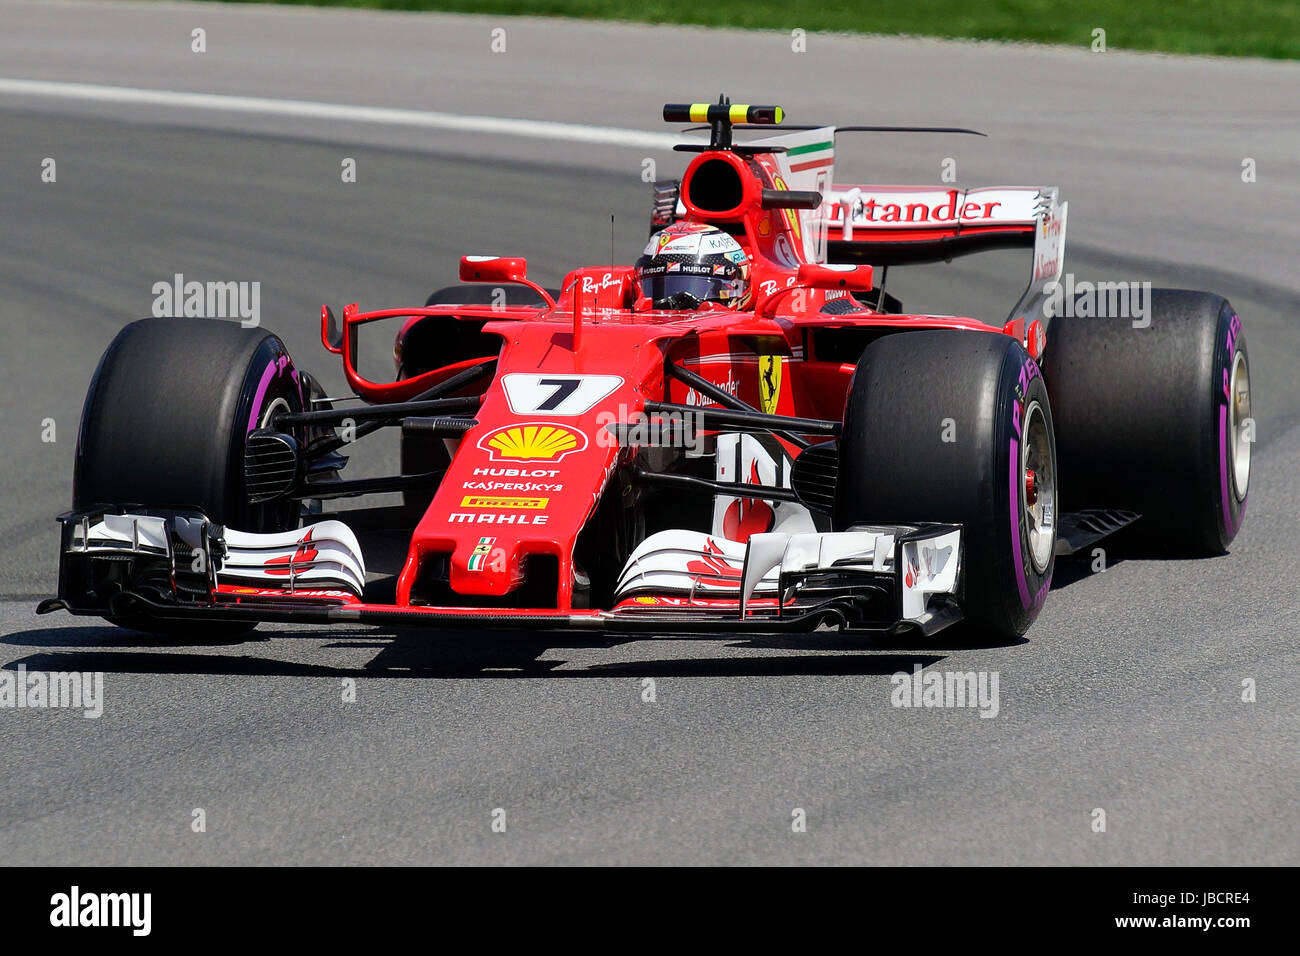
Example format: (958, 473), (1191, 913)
(835, 329), (1057, 639)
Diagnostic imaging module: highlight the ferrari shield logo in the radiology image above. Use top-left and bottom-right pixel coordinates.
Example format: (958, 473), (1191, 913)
(759, 355), (783, 415)
(467, 536), (495, 571)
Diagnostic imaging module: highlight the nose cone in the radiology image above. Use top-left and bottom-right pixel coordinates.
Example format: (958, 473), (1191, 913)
(448, 527), (541, 597)
(397, 321), (662, 610)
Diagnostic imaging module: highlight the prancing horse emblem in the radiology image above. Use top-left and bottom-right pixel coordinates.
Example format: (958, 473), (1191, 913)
(759, 355), (782, 415)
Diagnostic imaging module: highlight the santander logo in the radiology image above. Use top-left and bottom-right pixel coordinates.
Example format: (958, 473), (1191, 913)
(842, 189), (1004, 225)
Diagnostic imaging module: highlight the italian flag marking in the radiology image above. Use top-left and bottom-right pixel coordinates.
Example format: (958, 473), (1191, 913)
(787, 140), (834, 172)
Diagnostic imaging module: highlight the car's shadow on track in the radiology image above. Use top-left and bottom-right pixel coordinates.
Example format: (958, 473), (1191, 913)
(5, 537), (1131, 681)
(1048, 550), (1127, 590)
(2, 624), (956, 679)
(1046, 532), (1223, 589)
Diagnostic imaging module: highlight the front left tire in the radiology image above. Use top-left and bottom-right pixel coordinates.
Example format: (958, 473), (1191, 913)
(74, 316), (307, 635)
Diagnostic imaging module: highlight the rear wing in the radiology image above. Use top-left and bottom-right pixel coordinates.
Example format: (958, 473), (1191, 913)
(746, 123), (1067, 324)
(826, 183), (1068, 326)
(826, 185), (1061, 263)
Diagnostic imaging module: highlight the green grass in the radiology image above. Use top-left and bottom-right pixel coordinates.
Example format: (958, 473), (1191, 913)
(216, 0), (1300, 60)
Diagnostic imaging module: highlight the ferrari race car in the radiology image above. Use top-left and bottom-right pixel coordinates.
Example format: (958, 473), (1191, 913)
(39, 100), (1252, 640)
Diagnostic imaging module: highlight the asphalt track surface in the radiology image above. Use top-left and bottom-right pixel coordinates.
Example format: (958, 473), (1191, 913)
(0, 0), (1296, 865)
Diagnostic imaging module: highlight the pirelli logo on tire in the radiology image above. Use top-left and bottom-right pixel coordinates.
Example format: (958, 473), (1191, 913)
(460, 496), (550, 510)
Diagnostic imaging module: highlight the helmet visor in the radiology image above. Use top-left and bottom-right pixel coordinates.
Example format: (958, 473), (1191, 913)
(640, 273), (736, 305)
(635, 258), (742, 307)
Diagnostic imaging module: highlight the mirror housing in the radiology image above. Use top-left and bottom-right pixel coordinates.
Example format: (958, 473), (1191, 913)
(459, 256), (529, 283)
(795, 262), (874, 292)
(320, 304), (343, 354)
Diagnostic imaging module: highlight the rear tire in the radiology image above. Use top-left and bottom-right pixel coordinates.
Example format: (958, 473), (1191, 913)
(1042, 290), (1249, 554)
(835, 330), (1057, 639)
(74, 317), (307, 636)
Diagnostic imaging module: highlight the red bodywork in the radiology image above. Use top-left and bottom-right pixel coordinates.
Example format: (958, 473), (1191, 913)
(307, 145), (1032, 621)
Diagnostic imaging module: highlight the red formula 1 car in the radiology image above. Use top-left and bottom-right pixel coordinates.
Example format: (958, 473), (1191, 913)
(40, 100), (1252, 640)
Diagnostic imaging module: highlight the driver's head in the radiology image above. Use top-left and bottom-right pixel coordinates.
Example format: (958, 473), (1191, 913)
(634, 222), (751, 311)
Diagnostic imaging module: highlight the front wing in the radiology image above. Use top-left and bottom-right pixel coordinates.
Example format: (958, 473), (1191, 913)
(40, 508), (965, 636)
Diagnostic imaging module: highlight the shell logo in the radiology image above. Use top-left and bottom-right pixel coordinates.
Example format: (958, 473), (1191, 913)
(477, 422), (588, 463)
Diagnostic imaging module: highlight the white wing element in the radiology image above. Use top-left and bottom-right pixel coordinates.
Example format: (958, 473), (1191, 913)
(711, 433), (816, 540)
(741, 528), (960, 622)
(737, 530), (889, 611)
(69, 513), (368, 599)
(221, 521), (367, 597)
(615, 530), (776, 599)
(77, 513), (173, 554)
(614, 525), (962, 627)
(895, 530), (960, 621)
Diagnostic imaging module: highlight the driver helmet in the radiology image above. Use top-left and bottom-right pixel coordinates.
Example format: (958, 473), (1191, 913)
(634, 222), (751, 311)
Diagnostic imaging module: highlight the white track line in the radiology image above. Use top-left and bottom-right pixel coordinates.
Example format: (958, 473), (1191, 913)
(0, 77), (686, 149)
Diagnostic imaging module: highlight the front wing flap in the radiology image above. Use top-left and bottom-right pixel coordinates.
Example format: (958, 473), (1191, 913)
(50, 508), (367, 616)
(43, 509), (962, 636)
(610, 524), (963, 635)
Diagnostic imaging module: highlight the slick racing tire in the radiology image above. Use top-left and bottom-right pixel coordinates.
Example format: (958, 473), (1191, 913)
(74, 317), (307, 636)
(1042, 290), (1249, 555)
(835, 330), (1058, 639)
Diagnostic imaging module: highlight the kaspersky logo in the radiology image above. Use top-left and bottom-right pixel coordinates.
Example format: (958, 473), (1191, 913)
(477, 423), (588, 463)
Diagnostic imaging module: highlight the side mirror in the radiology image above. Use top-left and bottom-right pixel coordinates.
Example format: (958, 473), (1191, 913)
(795, 262), (874, 292)
(320, 304), (343, 354)
(459, 256), (528, 283)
